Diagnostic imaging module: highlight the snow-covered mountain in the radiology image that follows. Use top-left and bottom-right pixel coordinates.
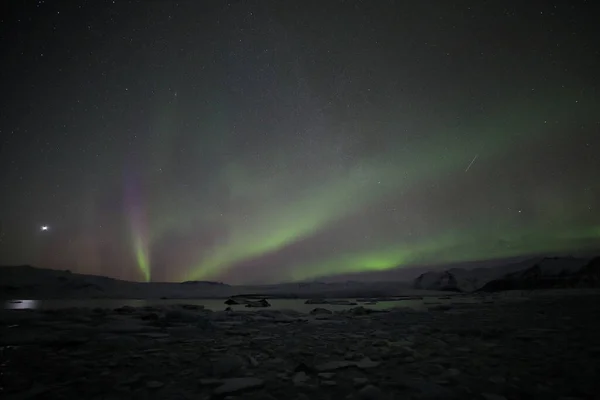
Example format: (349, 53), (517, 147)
(477, 256), (600, 291)
(413, 257), (592, 292)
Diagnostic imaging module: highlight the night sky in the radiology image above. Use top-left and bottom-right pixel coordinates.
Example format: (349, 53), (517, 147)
(1, 1), (598, 284)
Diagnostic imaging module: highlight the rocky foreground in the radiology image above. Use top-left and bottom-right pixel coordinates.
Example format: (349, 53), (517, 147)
(1, 292), (600, 400)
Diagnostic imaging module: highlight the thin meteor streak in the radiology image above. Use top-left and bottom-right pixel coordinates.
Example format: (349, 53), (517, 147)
(465, 154), (478, 172)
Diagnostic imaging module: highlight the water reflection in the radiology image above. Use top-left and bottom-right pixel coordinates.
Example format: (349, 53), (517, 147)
(2, 298), (433, 312)
(5, 300), (39, 310)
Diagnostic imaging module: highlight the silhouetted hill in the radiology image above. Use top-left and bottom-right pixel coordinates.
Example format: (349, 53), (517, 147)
(0, 265), (444, 299)
(0, 265), (234, 299)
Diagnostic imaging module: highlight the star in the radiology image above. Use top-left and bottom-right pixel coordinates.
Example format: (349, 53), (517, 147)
(40, 225), (49, 231)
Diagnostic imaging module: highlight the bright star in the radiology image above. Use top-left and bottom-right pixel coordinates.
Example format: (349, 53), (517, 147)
(40, 225), (49, 231)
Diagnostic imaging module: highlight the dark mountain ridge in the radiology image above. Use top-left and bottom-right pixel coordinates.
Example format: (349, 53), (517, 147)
(414, 256), (600, 293)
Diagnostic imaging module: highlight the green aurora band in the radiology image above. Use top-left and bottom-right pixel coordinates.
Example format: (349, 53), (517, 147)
(125, 167), (152, 282)
(136, 87), (598, 283)
(133, 235), (151, 282)
(288, 224), (600, 282)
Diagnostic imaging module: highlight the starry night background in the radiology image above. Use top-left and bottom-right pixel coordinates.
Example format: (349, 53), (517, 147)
(0, 0), (598, 284)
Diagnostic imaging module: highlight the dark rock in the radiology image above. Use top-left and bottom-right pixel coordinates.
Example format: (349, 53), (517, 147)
(428, 304), (453, 311)
(146, 380), (165, 389)
(304, 298), (356, 305)
(356, 357), (381, 369)
(293, 371), (309, 385)
(114, 305), (135, 314)
(310, 307), (333, 316)
(212, 377), (265, 395)
(316, 360), (357, 372)
(357, 384), (385, 400)
(294, 362), (315, 374)
(349, 306), (374, 316)
(305, 298), (327, 304)
(329, 300), (358, 305)
(244, 299), (271, 308)
(212, 355), (246, 377)
(140, 312), (160, 321)
(177, 304), (205, 311)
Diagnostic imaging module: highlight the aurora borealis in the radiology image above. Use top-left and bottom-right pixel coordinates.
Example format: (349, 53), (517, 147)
(1, 1), (598, 284)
